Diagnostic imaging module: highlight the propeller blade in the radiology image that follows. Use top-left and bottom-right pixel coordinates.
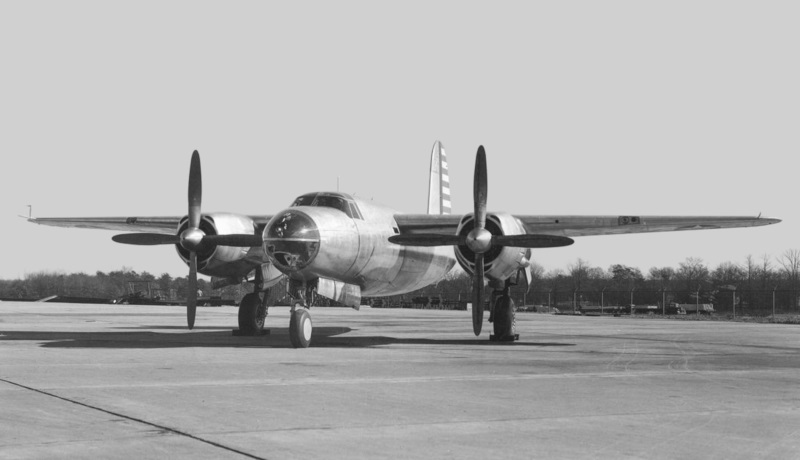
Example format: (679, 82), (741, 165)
(473, 253), (484, 336)
(188, 150), (202, 229)
(474, 146), (488, 230)
(202, 234), (263, 247)
(492, 234), (575, 248)
(112, 233), (180, 245)
(388, 234), (464, 247)
(187, 251), (197, 329)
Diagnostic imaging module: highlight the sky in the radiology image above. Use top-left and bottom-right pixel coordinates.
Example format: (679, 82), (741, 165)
(1, 1), (797, 281)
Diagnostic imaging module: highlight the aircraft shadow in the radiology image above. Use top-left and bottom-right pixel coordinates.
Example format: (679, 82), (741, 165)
(0, 328), (573, 349)
(311, 336), (574, 348)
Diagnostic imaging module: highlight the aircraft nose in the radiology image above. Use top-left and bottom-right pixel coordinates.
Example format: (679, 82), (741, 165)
(264, 211), (320, 271)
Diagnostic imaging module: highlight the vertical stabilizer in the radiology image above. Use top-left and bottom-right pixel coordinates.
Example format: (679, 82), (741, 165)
(427, 141), (451, 215)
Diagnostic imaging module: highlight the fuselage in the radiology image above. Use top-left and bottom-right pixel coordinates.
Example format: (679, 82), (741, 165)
(263, 192), (455, 296)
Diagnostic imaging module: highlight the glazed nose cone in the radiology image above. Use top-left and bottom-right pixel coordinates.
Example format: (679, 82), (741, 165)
(264, 211), (320, 271)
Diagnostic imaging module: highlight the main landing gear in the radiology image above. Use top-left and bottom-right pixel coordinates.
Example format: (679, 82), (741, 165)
(489, 279), (519, 342)
(236, 292), (269, 335)
(233, 276), (315, 348)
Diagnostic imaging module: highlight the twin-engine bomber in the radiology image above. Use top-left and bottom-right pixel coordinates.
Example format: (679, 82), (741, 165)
(29, 142), (780, 347)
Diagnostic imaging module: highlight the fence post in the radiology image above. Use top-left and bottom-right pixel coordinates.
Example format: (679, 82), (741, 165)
(696, 288), (700, 317)
(773, 286), (777, 317)
(601, 287), (606, 315)
(630, 288), (635, 312)
(573, 289), (577, 314)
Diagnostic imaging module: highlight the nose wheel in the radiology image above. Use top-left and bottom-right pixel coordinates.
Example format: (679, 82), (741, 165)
(289, 306), (313, 348)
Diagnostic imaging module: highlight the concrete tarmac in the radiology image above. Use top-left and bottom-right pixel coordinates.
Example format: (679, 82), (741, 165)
(1, 302), (799, 459)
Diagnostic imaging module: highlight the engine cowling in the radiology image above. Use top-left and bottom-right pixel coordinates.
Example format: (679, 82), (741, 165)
(455, 212), (533, 285)
(175, 213), (266, 278)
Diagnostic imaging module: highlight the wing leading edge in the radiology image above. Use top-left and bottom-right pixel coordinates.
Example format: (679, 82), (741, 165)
(28, 215), (274, 235)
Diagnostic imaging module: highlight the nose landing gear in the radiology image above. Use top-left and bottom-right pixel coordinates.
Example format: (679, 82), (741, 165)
(287, 279), (317, 348)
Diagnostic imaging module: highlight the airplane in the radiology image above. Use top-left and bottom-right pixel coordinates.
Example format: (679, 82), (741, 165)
(29, 143), (781, 347)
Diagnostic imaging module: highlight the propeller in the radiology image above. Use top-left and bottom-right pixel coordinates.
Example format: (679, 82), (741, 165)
(112, 151), (262, 330)
(390, 145), (575, 336)
(469, 146), (489, 335)
(185, 151), (202, 329)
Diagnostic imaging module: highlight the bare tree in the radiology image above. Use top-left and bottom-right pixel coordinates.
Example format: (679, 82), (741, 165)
(712, 261), (744, 286)
(743, 255), (757, 289)
(676, 257), (709, 291)
(759, 253), (773, 289)
(568, 258), (590, 291)
(778, 249), (800, 310)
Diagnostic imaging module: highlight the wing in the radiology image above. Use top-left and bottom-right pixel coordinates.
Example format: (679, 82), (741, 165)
(395, 214), (780, 237)
(518, 215), (781, 237)
(29, 215), (274, 234)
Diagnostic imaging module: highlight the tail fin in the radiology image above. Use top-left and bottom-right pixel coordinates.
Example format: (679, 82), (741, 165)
(427, 141), (451, 215)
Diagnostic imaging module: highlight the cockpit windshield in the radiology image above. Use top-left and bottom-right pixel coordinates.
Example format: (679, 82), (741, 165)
(291, 194), (316, 207)
(289, 193), (363, 219)
(314, 195), (347, 213)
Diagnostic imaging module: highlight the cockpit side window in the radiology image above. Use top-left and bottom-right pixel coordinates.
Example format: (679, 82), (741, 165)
(348, 202), (363, 220)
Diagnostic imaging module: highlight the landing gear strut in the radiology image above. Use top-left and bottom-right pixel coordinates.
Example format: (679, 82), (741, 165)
(234, 268), (270, 336)
(489, 279), (518, 342)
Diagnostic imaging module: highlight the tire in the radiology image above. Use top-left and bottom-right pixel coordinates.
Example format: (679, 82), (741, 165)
(289, 308), (312, 348)
(492, 295), (516, 341)
(238, 293), (264, 332)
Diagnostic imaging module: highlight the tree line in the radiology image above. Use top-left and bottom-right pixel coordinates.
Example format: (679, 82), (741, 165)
(2, 250), (799, 314)
(395, 250), (800, 315)
(0, 268), (250, 302)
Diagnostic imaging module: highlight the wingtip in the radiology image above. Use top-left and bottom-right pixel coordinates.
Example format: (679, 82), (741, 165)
(758, 216), (781, 225)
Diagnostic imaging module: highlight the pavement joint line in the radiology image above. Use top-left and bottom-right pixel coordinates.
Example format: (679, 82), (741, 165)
(3, 368), (790, 393)
(0, 377), (268, 460)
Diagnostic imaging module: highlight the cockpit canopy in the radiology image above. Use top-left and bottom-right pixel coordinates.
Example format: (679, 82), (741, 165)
(290, 192), (363, 219)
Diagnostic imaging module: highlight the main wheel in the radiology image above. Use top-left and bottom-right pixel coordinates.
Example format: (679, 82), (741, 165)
(289, 308), (312, 348)
(238, 293), (265, 333)
(491, 295), (516, 342)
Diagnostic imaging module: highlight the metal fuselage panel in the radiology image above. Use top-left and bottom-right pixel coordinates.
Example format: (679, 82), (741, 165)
(264, 198), (455, 296)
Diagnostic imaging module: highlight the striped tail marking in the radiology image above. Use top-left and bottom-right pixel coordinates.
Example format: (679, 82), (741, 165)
(427, 141), (451, 215)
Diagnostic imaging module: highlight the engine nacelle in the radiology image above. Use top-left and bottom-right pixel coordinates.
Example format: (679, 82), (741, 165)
(455, 212), (533, 284)
(175, 213), (267, 278)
